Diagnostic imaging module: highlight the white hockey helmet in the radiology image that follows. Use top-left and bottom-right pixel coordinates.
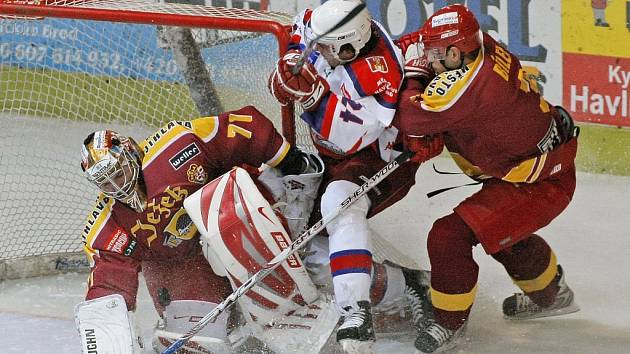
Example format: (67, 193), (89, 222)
(81, 130), (146, 212)
(310, 0), (372, 63)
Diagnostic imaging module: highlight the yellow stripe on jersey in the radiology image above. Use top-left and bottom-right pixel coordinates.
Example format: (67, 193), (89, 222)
(266, 137), (291, 167)
(431, 284), (478, 312)
(82, 193), (114, 251)
(420, 48), (485, 112)
(88, 270), (94, 288)
(512, 251), (558, 293)
(141, 117), (218, 166)
(190, 116), (219, 142)
(83, 244), (99, 267)
(503, 153), (547, 183)
(450, 152), (492, 180)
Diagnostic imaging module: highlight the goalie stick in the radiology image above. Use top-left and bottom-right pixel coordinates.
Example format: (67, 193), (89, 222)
(162, 150), (413, 354)
(290, 1), (367, 75)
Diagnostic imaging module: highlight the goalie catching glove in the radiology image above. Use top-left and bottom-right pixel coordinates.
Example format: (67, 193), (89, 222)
(395, 31), (435, 85)
(404, 134), (444, 164)
(268, 50), (330, 111)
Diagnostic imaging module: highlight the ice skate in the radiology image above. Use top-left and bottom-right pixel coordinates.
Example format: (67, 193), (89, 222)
(402, 268), (433, 330)
(336, 300), (375, 353)
(414, 320), (466, 353)
(503, 264), (580, 320)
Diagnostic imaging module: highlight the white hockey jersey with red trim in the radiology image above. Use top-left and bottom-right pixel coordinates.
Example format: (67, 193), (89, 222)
(290, 9), (404, 161)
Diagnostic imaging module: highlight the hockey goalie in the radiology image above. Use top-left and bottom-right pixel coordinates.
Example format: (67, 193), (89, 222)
(76, 164), (335, 353)
(75, 105), (337, 354)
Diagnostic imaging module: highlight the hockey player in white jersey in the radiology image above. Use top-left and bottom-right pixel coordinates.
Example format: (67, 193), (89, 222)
(268, 1), (443, 352)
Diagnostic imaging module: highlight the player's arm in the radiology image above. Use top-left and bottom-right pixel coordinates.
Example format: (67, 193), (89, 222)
(81, 195), (141, 309)
(84, 248), (141, 309)
(77, 204), (143, 354)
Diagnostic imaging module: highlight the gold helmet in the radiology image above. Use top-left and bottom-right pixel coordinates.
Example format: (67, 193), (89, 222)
(81, 130), (146, 212)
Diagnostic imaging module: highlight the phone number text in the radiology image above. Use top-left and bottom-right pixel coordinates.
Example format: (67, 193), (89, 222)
(1, 43), (179, 76)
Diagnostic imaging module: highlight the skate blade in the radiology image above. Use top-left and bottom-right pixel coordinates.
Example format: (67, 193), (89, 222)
(413, 335), (460, 354)
(339, 339), (375, 354)
(504, 302), (580, 320)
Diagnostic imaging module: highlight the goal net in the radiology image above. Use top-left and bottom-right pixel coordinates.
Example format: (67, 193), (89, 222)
(0, 0), (419, 279)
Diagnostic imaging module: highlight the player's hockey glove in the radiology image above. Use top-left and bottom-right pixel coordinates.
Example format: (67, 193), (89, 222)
(268, 65), (294, 106)
(270, 49), (330, 112)
(395, 31), (435, 85)
(404, 134), (444, 164)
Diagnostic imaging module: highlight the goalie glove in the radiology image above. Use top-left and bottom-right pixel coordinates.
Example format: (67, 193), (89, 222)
(272, 50), (330, 112)
(404, 134), (444, 164)
(395, 31), (435, 84)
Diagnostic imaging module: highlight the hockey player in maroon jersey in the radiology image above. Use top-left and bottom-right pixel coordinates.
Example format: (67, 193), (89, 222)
(268, 1), (442, 352)
(396, 5), (580, 353)
(75, 105), (331, 353)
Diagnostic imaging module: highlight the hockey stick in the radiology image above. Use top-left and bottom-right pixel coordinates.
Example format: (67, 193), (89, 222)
(291, 1), (367, 75)
(162, 150), (413, 354)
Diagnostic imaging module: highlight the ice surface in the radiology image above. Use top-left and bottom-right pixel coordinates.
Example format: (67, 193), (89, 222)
(1, 157), (630, 353)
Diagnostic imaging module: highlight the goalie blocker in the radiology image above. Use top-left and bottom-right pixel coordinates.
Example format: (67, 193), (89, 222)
(75, 294), (144, 354)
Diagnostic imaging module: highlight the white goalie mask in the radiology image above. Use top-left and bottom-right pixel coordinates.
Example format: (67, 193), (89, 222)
(81, 130), (146, 212)
(310, 0), (372, 64)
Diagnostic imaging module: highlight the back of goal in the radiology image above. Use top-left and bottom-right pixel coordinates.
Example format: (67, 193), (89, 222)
(0, 0), (418, 280)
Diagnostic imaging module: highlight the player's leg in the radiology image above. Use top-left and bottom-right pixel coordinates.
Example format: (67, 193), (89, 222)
(361, 156), (433, 332)
(183, 167), (338, 353)
(318, 149), (427, 352)
(414, 212), (478, 353)
(414, 163), (578, 353)
(322, 178), (376, 352)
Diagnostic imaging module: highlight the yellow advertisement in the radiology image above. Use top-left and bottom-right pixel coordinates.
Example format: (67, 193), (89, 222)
(563, 0), (630, 56)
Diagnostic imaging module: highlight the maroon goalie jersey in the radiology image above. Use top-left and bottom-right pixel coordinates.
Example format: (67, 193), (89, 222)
(398, 33), (576, 183)
(81, 106), (290, 307)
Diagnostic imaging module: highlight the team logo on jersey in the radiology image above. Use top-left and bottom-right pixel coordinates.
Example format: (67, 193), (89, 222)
(169, 142), (200, 170)
(163, 207), (198, 248)
(366, 56), (388, 73)
(186, 164), (208, 185)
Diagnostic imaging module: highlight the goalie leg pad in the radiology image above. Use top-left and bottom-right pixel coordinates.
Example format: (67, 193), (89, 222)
(74, 294), (143, 354)
(322, 180), (373, 310)
(184, 167), (319, 326)
(153, 300), (231, 354)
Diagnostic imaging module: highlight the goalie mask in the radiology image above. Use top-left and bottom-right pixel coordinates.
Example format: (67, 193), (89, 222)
(310, 0), (372, 64)
(81, 130), (147, 212)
